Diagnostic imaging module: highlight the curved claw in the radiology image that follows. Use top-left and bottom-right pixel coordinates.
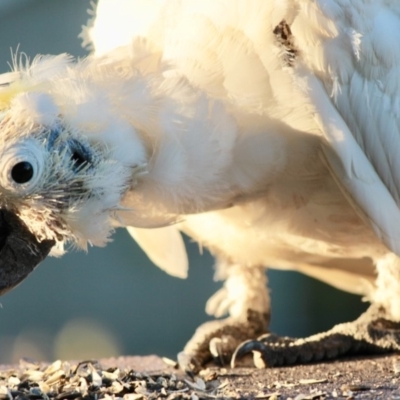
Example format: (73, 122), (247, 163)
(231, 336), (311, 368)
(231, 339), (269, 368)
(177, 351), (202, 376)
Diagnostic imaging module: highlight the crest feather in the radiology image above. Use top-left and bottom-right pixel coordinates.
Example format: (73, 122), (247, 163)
(0, 81), (48, 111)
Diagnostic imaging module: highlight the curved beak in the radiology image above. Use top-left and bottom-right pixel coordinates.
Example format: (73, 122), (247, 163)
(0, 209), (55, 295)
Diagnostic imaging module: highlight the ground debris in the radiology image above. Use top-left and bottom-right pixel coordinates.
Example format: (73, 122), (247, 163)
(2, 354), (400, 400)
(298, 379), (327, 385)
(0, 359), (235, 400)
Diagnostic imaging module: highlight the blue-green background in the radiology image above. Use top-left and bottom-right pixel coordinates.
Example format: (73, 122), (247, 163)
(0, 0), (366, 363)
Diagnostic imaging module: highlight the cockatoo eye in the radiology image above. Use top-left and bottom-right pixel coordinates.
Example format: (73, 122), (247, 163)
(0, 140), (44, 193)
(11, 161), (34, 184)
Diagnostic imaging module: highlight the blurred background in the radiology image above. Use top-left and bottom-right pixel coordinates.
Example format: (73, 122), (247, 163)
(0, 0), (367, 364)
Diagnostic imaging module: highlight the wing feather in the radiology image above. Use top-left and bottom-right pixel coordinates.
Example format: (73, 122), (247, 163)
(293, 0), (400, 254)
(127, 226), (188, 278)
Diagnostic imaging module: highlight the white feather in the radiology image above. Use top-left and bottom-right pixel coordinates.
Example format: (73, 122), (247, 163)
(127, 226), (188, 278)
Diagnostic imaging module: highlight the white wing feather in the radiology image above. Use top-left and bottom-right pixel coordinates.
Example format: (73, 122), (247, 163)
(127, 226), (188, 278)
(291, 1), (400, 254)
(306, 69), (400, 253)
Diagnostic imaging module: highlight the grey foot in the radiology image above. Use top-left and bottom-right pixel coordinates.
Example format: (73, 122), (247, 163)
(231, 305), (400, 368)
(178, 309), (269, 374)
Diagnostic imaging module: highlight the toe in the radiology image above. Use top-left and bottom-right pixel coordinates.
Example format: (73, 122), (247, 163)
(177, 351), (203, 375)
(231, 339), (271, 368)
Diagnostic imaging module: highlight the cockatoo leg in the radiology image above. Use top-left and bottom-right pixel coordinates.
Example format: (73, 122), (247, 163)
(178, 262), (270, 373)
(231, 304), (400, 368)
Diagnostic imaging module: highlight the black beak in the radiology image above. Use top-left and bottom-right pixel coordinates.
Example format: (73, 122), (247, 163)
(0, 209), (55, 295)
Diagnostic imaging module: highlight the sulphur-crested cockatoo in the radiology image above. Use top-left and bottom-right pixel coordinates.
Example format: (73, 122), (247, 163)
(1, 0), (400, 370)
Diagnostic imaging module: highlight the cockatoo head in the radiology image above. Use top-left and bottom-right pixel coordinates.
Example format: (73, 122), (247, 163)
(0, 53), (148, 292)
(0, 102), (123, 248)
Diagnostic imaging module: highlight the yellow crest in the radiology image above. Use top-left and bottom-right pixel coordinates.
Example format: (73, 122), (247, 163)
(0, 80), (45, 111)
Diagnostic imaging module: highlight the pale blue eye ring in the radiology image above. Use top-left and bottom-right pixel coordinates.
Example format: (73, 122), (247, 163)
(0, 140), (45, 193)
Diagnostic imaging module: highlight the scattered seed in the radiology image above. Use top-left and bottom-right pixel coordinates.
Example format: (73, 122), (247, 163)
(273, 381), (295, 389)
(216, 380), (229, 390)
(21, 370), (44, 382)
(294, 392), (326, 400)
(43, 361), (62, 378)
(38, 382), (50, 394)
(254, 392), (280, 399)
(162, 358), (178, 369)
(184, 378), (206, 391)
(299, 378), (327, 385)
(54, 391), (80, 400)
(102, 370), (120, 382)
(0, 386), (11, 400)
(110, 381), (124, 394)
(45, 370), (65, 386)
(7, 377), (20, 387)
(91, 370), (102, 388)
(18, 360), (39, 371)
(0, 360), (213, 400)
(341, 384), (371, 391)
(123, 394), (143, 400)
(393, 358), (400, 374)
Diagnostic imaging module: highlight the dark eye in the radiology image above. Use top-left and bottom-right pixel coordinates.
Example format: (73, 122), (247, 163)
(11, 161), (34, 184)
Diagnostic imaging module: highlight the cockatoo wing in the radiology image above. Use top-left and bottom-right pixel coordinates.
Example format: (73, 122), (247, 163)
(127, 226), (188, 278)
(89, 0), (291, 113)
(291, 1), (400, 255)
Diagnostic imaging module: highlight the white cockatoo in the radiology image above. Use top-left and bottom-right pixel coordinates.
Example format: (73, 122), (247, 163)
(1, 0), (400, 370)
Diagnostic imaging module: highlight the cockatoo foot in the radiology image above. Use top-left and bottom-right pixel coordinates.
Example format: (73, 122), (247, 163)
(231, 305), (400, 368)
(177, 309), (269, 374)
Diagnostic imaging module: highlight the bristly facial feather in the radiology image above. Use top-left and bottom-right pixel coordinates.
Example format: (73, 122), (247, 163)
(0, 55), (147, 254)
